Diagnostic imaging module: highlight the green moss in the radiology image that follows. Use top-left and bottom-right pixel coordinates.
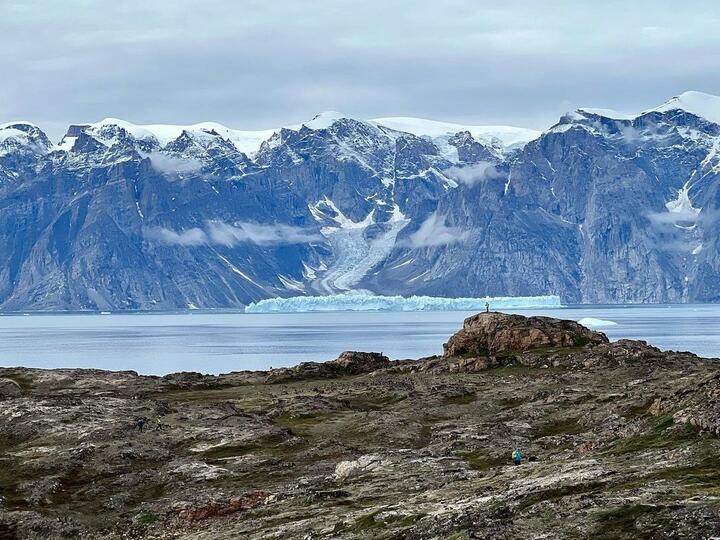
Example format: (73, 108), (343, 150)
(518, 481), (605, 511)
(136, 510), (159, 525)
(459, 451), (505, 471)
(533, 417), (586, 439)
(592, 504), (664, 539)
(573, 335), (592, 347)
(203, 444), (260, 459)
(444, 393), (477, 406)
(605, 415), (702, 455)
(272, 412), (330, 436)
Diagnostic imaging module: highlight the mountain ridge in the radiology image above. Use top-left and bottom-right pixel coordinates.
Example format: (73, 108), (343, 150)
(0, 91), (719, 310)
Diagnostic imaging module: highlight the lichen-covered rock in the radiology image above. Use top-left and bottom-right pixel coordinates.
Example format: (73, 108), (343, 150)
(443, 312), (608, 357)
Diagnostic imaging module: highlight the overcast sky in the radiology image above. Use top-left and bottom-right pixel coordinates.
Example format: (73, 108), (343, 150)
(2, 0), (719, 140)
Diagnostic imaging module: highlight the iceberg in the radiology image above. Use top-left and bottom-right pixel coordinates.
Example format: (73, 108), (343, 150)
(577, 317), (618, 328)
(245, 292), (562, 313)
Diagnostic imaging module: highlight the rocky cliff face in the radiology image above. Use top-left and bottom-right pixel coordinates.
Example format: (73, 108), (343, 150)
(1, 91), (719, 309)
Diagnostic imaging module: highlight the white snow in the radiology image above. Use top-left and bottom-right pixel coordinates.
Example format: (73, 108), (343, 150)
(245, 293), (562, 313)
(576, 108), (636, 120)
(665, 182), (701, 217)
(311, 200), (409, 293)
(217, 254), (263, 288)
(0, 127), (26, 143)
(83, 118), (278, 156)
(371, 116), (541, 150)
(574, 91), (720, 126)
(302, 111), (350, 130)
(648, 91), (720, 125)
(577, 317), (618, 328)
(64, 113), (542, 158)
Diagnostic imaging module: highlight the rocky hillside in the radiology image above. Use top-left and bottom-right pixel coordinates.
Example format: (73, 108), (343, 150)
(1, 91), (720, 309)
(2, 313), (720, 538)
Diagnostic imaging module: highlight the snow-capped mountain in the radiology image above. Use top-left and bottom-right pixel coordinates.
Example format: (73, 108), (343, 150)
(0, 91), (719, 310)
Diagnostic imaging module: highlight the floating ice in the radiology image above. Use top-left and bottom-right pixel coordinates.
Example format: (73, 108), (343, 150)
(245, 293), (562, 313)
(577, 317), (618, 328)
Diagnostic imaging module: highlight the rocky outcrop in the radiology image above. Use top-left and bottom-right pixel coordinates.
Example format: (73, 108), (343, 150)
(265, 351), (390, 384)
(443, 312), (608, 357)
(0, 377), (22, 398)
(2, 314), (720, 539)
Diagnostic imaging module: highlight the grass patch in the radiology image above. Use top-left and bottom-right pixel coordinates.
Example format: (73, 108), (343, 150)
(203, 444), (260, 459)
(459, 451), (506, 471)
(533, 417), (587, 439)
(518, 481), (605, 511)
(346, 393), (407, 411)
(272, 412), (330, 436)
(443, 393), (477, 406)
(604, 415), (702, 455)
(592, 504), (665, 539)
(136, 510), (159, 525)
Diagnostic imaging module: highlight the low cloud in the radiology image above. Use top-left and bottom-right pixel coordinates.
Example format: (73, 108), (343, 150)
(148, 152), (204, 174)
(405, 212), (470, 247)
(444, 162), (503, 186)
(144, 221), (321, 247)
(205, 221), (322, 246)
(144, 226), (207, 246)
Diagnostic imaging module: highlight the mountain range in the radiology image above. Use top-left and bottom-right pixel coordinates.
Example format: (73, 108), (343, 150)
(1, 90), (719, 310)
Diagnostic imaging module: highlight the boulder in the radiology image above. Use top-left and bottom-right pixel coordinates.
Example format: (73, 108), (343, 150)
(443, 312), (608, 357)
(0, 377), (22, 398)
(333, 351), (391, 374)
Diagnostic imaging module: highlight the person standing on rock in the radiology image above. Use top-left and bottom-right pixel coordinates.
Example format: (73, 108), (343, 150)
(485, 302), (490, 313)
(512, 448), (523, 466)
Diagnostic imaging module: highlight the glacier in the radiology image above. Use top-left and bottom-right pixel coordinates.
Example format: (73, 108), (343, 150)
(245, 293), (562, 313)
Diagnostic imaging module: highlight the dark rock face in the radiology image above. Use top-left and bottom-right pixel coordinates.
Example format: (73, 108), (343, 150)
(443, 312), (608, 357)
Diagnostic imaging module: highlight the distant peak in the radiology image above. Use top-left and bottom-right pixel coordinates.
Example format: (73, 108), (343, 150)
(303, 111), (353, 130)
(646, 90), (720, 124)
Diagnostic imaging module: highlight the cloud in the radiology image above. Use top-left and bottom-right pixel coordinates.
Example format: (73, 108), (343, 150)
(144, 221), (321, 247)
(147, 152), (204, 174)
(144, 226), (208, 246)
(405, 212), (470, 247)
(5, 2), (720, 141)
(205, 221), (322, 246)
(444, 162), (502, 186)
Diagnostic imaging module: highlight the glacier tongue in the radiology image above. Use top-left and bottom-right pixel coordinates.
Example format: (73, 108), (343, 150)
(245, 293), (562, 313)
(311, 200), (409, 293)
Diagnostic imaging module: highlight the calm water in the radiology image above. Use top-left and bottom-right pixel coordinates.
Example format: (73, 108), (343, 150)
(0, 305), (718, 375)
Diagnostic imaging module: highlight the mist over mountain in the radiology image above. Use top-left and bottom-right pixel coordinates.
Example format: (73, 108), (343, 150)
(1, 91), (719, 310)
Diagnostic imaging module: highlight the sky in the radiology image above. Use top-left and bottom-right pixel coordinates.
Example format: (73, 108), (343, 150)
(2, 0), (720, 140)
